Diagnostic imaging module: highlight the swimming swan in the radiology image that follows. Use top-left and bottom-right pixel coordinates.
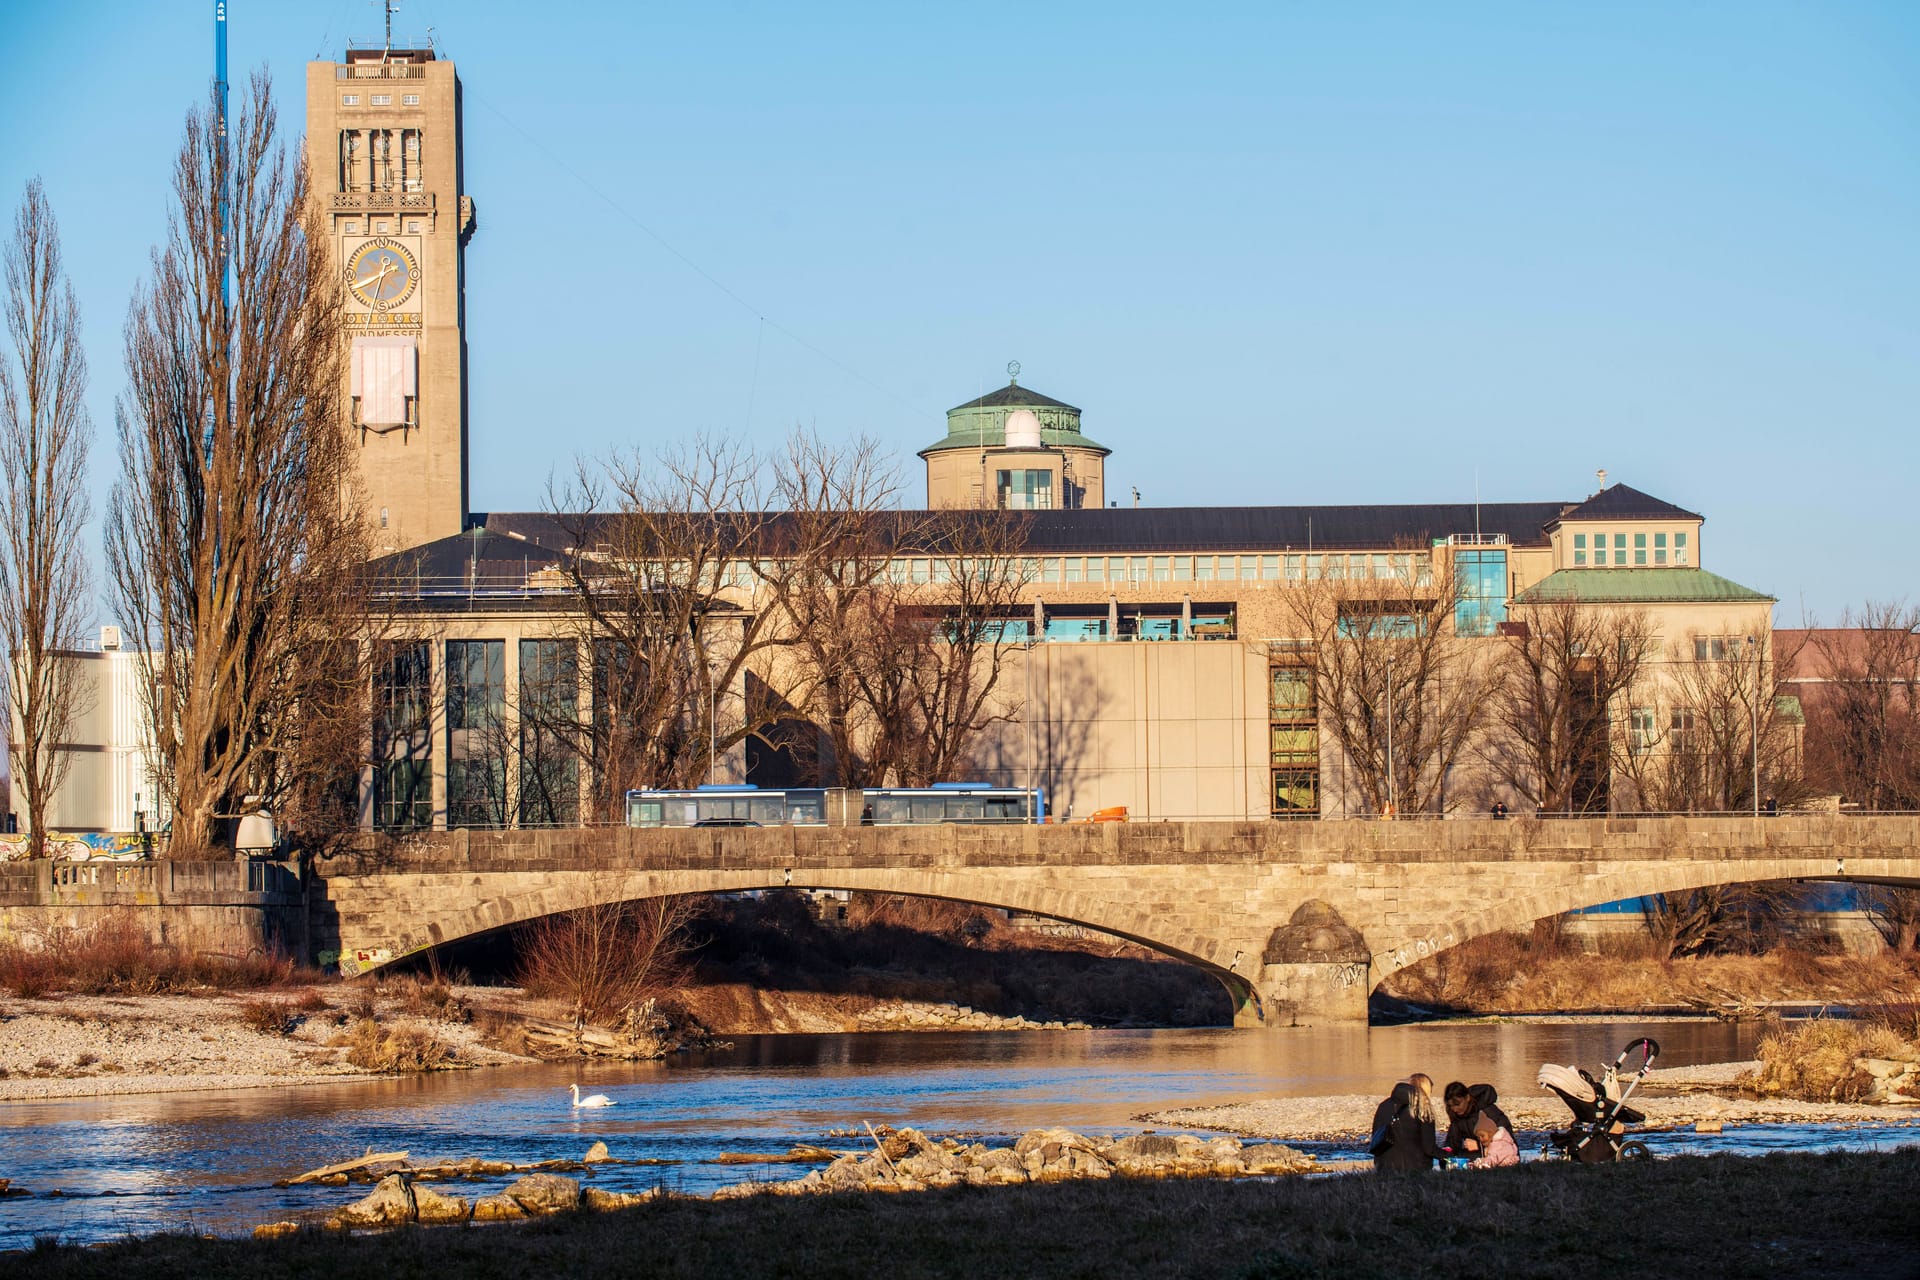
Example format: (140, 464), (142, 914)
(569, 1083), (615, 1108)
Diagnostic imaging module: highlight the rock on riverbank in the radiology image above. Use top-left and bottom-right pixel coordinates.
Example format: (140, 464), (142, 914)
(719, 1125), (1312, 1197)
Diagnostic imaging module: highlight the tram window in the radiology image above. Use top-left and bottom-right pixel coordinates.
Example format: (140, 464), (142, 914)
(789, 797), (825, 824)
(985, 797), (1021, 822)
(632, 800), (664, 826)
(679, 801), (699, 825)
(874, 795), (913, 824)
(749, 795), (785, 824)
(911, 797), (945, 824)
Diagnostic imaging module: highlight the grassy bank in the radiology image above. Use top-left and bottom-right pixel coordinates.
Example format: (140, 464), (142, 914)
(1381, 928), (1920, 1017)
(9, 1149), (1920, 1278)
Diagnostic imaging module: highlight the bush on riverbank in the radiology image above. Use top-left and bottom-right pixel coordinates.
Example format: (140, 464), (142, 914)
(0, 913), (323, 998)
(334, 1017), (457, 1072)
(1740, 1019), (1919, 1102)
(9, 1149), (1920, 1279)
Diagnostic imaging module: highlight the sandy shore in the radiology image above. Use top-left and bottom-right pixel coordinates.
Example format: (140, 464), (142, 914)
(0, 989), (532, 1102)
(1145, 1063), (1920, 1141)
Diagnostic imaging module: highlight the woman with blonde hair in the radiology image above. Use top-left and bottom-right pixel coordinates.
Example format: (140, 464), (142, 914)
(1369, 1074), (1442, 1171)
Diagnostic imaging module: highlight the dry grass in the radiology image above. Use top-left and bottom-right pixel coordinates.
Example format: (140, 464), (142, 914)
(0, 913), (329, 997)
(1384, 930), (1920, 1016)
(237, 998), (299, 1036)
(333, 1017), (456, 1072)
(1740, 1019), (1917, 1101)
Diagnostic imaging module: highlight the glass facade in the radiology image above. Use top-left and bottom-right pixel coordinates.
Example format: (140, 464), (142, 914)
(447, 639), (506, 829)
(1453, 549), (1509, 637)
(372, 641), (433, 832)
(996, 469), (1053, 510)
(518, 639), (579, 827)
(1268, 654), (1319, 816)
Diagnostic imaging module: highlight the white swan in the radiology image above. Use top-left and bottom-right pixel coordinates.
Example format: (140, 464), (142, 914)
(569, 1083), (615, 1109)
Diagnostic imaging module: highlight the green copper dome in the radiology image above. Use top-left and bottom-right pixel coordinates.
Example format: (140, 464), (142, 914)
(918, 376), (1110, 457)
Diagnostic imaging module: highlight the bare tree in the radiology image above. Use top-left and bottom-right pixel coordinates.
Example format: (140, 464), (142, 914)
(1280, 548), (1492, 814)
(544, 435), (784, 821)
(753, 430), (914, 788)
(1614, 631), (1802, 813)
(808, 509), (1038, 788)
(514, 894), (696, 1023)
(107, 75), (372, 856)
(1804, 602), (1920, 810)
(1643, 881), (1797, 960)
(1481, 603), (1654, 814)
(1861, 885), (1920, 956)
(0, 180), (93, 857)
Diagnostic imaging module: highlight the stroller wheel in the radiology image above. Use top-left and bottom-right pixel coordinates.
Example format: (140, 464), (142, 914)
(1620, 1141), (1651, 1162)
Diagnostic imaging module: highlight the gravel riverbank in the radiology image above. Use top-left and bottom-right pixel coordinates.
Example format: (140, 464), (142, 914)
(0, 991), (530, 1102)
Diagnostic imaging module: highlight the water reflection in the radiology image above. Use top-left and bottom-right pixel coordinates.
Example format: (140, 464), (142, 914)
(0, 1021), (1908, 1249)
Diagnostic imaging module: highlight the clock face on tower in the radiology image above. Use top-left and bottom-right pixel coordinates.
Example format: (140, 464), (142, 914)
(346, 237), (418, 310)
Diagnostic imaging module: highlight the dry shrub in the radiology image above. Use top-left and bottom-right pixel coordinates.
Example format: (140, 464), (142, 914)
(239, 998), (298, 1036)
(0, 944), (57, 998)
(336, 1017), (454, 1072)
(515, 897), (695, 1023)
(1741, 1019), (1915, 1101)
(292, 988), (330, 1013)
(0, 913), (326, 996)
(379, 972), (467, 1022)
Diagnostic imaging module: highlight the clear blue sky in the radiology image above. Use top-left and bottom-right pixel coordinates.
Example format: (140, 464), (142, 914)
(1, 1), (1914, 622)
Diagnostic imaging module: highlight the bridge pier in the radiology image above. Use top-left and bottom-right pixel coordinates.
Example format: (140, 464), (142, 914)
(1242, 900), (1377, 1026)
(1243, 960), (1374, 1026)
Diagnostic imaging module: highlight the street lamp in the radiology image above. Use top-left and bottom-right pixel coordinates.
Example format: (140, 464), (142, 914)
(1384, 654), (1397, 819)
(1748, 633), (1760, 817)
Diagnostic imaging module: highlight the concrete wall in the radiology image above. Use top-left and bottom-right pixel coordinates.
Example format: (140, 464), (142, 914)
(0, 860), (305, 958)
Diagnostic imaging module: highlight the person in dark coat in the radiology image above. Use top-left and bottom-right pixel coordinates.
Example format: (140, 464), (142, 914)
(1443, 1081), (1516, 1155)
(1370, 1081), (1443, 1171)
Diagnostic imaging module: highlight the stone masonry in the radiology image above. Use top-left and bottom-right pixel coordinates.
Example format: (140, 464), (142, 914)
(312, 815), (1920, 1025)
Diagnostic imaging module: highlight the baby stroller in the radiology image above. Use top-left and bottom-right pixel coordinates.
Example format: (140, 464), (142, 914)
(1536, 1036), (1659, 1163)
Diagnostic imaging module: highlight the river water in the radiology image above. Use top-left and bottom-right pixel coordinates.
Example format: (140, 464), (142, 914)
(3, 1021), (1916, 1248)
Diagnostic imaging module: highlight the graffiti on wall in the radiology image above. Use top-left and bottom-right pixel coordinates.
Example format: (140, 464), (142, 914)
(0, 831), (153, 863)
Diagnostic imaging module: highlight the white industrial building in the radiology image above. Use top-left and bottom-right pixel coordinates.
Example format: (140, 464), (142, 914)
(5, 628), (166, 839)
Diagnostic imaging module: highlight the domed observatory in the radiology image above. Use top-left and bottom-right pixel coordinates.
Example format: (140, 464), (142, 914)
(920, 364), (1111, 510)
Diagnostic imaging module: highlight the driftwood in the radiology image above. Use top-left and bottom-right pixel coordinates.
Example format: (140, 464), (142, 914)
(285, 1148), (410, 1186)
(523, 1015), (665, 1060)
(713, 1145), (845, 1166)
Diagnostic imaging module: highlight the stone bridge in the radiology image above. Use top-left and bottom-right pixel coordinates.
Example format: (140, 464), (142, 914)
(311, 815), (1920, 1024)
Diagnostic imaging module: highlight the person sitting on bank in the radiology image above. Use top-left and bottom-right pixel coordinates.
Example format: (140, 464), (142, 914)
(1468, 1110), (1520, 1168)
(1370, 1077), (1443, 1171)
(1442, 1081), (1515, 1156)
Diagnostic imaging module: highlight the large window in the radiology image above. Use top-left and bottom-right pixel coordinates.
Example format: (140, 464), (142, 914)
(446, 639), (506, 829)
(1453, 549), (1509, 637)
(519, 639), (580, 827)
(996, 468), (1053, 510)
(1269, 652), (1320, 816)
(373, 641), (433, 832)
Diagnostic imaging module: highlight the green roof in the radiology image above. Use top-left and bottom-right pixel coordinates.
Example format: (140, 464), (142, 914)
(1511, 568), (1774, 606)
(919, 378), (1110, 457)
(917, 422), (1111, 455)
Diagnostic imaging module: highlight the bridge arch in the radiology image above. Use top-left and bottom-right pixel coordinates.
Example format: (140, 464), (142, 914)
(362, 866), (1261, 1017)
(1369, 858), (1920, 981)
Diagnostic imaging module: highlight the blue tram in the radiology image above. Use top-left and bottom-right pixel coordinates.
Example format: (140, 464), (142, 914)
(624, 783), (1045, 827)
